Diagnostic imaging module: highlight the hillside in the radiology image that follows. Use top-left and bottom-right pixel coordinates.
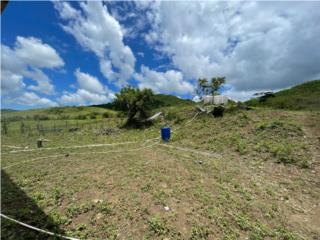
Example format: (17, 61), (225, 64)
(1, 106), (117, 121)
(92, 94), (193, 110)
(1, 105), (319, 239)
(246, 80), (320, 110)
(1, 94), (193, 122)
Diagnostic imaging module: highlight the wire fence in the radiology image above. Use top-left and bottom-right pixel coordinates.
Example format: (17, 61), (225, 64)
(1, 118), (126, 136)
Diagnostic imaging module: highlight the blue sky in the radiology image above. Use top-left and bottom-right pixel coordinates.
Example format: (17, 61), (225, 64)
(1, 1), (320, 109)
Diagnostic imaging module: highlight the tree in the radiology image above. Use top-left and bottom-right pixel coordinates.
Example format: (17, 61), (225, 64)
(196, 76), (226, 98)
(210, 76), (225, 95)
(197, 78), (209, 96)
(113, 86), (155, 127)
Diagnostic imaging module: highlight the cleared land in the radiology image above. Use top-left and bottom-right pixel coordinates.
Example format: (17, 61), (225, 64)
(1, 106), (320, 239)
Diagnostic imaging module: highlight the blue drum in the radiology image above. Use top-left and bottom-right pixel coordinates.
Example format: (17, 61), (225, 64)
(161, 127), (171, 141)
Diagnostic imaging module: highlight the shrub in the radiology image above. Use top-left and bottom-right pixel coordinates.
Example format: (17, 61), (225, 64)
(102, 112), (110, 118)
(76, 114), (87, 120)
(33, 115), (50, 121)
(212, 106), (224, 117)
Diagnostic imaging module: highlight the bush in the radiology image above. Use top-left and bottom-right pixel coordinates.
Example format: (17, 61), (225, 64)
(102, 112), (110, 118)
(76, 114), (87, 120)
(212, 106), (224, 117)
(33, 115), (50, 121)
(113, 86), (155, 127)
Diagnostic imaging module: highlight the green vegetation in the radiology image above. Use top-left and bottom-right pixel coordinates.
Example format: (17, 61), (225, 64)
(197, 76), (226, 97)
(246, 80), (320, 110)
(1, 106), (117, 122)
(1, 88), (319, 239)
(113, 86), (156, 127)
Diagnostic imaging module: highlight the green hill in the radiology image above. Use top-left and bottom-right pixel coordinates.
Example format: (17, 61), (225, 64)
(1, 94), (193, 122)
(1, 106), (117, 121)
(92, 94), (194, 110)
(246, 80), (320, 110)
(152, 94), (194, 108)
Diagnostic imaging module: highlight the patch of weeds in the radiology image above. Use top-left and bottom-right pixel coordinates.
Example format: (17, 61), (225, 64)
(153, 190), (168, 205)
(234, 214), (251, 231)
(49, 209), (70, 225)
(101, 222), (118, 240)
(236, 138), (247, 155)
(249, 221), (274, 240)
(96, 201), (113, 215)
(193, 186), (212, 205)
(256, 120), (303, 137)
(147, 215), (170, 236)
(141, 183), (152, 192)
(66, 202), (94, 218)
(275, 228), (300, 240)
(234, 183), (253, 201)
(190, 224), (211, 240)
(272, 144), (295, 164)
(51, 186), (64, 203)
(217, 218), (239, 240)
(256, 121), (285, 131)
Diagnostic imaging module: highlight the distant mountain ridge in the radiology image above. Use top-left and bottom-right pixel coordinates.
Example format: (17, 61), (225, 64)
(91, 94), (193, 110)
(246, 80), (320, 110)
(1, 109), (18, 113)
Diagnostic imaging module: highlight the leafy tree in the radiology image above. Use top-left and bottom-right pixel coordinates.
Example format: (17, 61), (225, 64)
(113, 86), (155, 127)
(196, 78), (209, 96)
(196, 76), (226, 98)
(210, 76), (225, 95)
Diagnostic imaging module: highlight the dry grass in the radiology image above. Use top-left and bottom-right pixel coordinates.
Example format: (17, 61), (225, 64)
(1, 108), (320, 239)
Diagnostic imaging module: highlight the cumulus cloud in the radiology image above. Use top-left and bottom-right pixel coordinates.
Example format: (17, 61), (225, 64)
(16, 92), (58, 107)
(54, 1), (136, 86)
(74, 68), (106, 94)
(59, 69), (114, 106)
(2, 91), (58, 108)
(59, 89), (113, 106)
(135, 65), (194, 95)
(14, 36), (64, 68)
(139, 1), (320, 99)
(1, 36), (64, 95)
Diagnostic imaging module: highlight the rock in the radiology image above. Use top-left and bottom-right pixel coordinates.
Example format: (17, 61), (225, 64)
(93, 199), (103, 204)
(95, 213), (104, 220)
(164, 206), (170, 211)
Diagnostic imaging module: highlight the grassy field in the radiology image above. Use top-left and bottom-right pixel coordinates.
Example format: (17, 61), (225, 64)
(1, 105), (320, 239)
(246, 80), (320, 111)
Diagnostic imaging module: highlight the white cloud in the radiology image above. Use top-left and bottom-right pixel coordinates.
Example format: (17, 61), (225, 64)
(2, 91), (58, 108)
(135, 65), (194, 95)
(140, 1), (320, 99)
(14, 36), (64, 69)
(1, 36), (64, 96)
(59, 69), (114, 106)
(74, 68), (106, 94)
(54, 1), (136, 86)
(59, 89), (114, 106)
(1, 70), (25, 93)
(16, 92), (58, 107)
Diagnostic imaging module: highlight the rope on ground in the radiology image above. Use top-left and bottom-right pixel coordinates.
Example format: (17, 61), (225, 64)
(4, 137), (159, 154)
(3, 139), (160, 170)
(171, 111), (201, 134)
(158, 143), (221, 158)
(2, 145), (24, 149)
(0, 213), (80, 240)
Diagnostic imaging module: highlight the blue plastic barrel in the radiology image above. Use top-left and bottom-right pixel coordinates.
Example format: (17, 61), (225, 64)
(161, 127), (171, 141)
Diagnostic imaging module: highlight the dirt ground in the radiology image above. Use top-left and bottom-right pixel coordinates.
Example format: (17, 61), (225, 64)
(1, 109), (320, 239)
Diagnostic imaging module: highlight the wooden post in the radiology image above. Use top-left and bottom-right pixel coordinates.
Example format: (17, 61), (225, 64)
(37, 139), (43, 148)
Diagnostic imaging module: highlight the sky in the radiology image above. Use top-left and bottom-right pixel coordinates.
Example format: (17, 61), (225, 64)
(1, 1), (320, 110)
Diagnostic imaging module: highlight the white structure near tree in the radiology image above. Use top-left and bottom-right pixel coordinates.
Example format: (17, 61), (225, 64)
(203, 95), (229, 105)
